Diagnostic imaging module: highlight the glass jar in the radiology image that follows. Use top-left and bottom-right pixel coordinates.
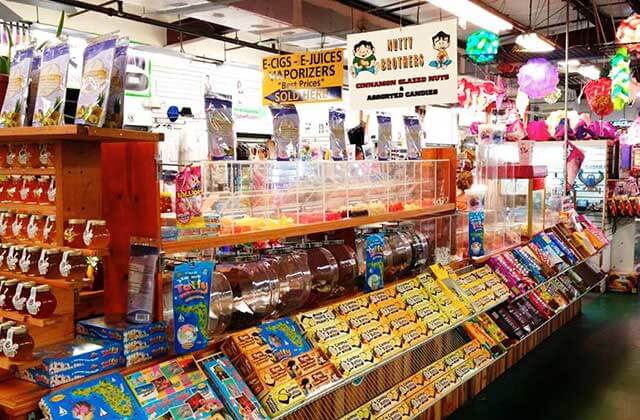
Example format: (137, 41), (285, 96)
(0, 244), (9, 270)
(20, 247), (41, 276)
(16, 144), (38, 168)
(27, 215), (45, 242)
(40, 248), (63, 278)
(12, 281), (35, 314)
(207, 271), (233, 337)
(59, 250), (87, 281)
(47, 176), (56, 204)
(399, 221), (430, 274)
(296, 242), (339, 306)
(4, 176), (19, 203)
(0, 177), (7, 201)
(323, 239), (358, 296)
(43, 215), (56, 244)
(0, 212), (14, 239)
(5, 145), (16, 168)
(0, 321), (16, 347)
(37, 176), (50, 205)
(64, 219), (86, 248)
(83, 220), (110, 249)
(6, 245), (24, 271)
(38, 144), (55, 168)
(19, 176), (37, 204)
(0, 279), (18, 310)
(382, 225), (413, 281)
(26, 284), (57, 319)
(215, 253), (279, 330)
(12, 214), (28, 240)
(0, 145), (9, 168)
(2, 325), (35, 361)
(262, 246), (312, 315)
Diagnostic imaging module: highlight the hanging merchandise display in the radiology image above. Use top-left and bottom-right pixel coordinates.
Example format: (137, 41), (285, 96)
(544, 88), (562, 104)
(466, 30), (500, 64)
(270, 104), (300, 161)
(205, 93), (235, 160)
(104, 37), (128, 128)
(0, 45), (34, 128)
(609, 47), (631, 110)
(32, 40), (70, 127)
(328, 107), (347, 161)
(616, 14), (640, 54)
(584, 77), (614, 117)
(516, 57), (559, 99)
(404, 114), (422, 160)
(377, 112), (392, 161)
(515, 89), (529, 120)
(457, 78), (497, 111)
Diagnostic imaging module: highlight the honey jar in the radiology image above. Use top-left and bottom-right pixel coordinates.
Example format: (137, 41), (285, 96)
(40, 248), (63, 278)
(6, 246), (24, 271)
(43, 215), (56, 244)
(20, 247), (40, 276)
(0, 145), (9, 168)
(0, 321), (16, 347)
(47, 176), (56, 204)
(2, 325), (34, 361)
(12, 213), (29, 240)
(0, 177), (7, 201)
(19, 176), (37, 204)
(59, 250), (87, 281)
(4, 175), (19, 203)
(36, 176), (49, 205)
(84, 220), (110, 249)
(27, 215), (45, 242)
(26, 284), (57, 319)
(64, 219), (86, 248)
(0, 244), (9, 269)
(38, 144), (55, 168)
(0, 279), (18, 310)
(16, 144), (38, 168)
(0, 212), (14, 238)
(5, 145), (16, 168)
(12, 281), (35, 313)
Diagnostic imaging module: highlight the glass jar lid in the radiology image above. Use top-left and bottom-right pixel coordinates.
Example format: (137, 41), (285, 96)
(34, 284), (50, 292)
(43, 248), (62, 255)
(21, 281), (36, 288)
(65, 250), (83, 257)
(323, 239), (345, 246)
(9, 325), (27, 335)
(3, 279), (18, 286)
(46, 215), (56, 221)
(68, 219), (86, 225)
(263, 245), (293, 255)
(88, 220), (107, 226)
(295, 241), (324, 249)
(15, 214), (29, 219)
(26, 246), (41, 252)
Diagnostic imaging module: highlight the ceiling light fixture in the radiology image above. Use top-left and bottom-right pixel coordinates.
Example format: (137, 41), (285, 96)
(577, 65), (601, 80)
(426, 0), (513, 33)
(515, 32), (555, 52)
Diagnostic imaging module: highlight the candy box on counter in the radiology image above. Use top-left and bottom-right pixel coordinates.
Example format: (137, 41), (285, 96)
(19, 354), (124, 388)
(136, 381), (225, 420)
(122, 331), (168, 354)
(76, 316), (167, 343)
(39, 372), (144, 419)
(124, 340), (170, 367)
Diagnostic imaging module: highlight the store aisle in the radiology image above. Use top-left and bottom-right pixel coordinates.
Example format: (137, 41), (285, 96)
(450, 294), (640, 420)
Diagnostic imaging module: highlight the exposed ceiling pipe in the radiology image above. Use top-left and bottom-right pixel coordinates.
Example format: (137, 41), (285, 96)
(629, 0), (640, 13)
(48, 0), (287, 54)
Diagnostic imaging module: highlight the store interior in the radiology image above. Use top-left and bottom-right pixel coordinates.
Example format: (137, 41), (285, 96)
(0, 0), (637, 419)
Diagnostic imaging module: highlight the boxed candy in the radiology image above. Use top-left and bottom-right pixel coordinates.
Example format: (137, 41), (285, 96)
(124, 340), (170, 367)
(76, 316), (166, 343)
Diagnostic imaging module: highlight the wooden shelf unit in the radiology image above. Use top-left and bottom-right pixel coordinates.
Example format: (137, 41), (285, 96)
(0, 168), (55, 176)
(0, 203), (56, 216)
(0, 310), (67, 328)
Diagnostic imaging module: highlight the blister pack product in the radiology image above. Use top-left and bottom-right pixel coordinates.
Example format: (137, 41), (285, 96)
(404, 115), (421, 160)
(376, 112), (392, 161)
(0, 44), (34, 128)
(25, 53), (41, 126)
(205, 92), (235, 160)
(33, 40), (70, 127)
(270, 104), (300, 160)
(104, 37), (128, 128)
(329, 107), (347, 160)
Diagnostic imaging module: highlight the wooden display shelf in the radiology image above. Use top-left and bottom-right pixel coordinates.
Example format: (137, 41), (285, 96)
(0, 271), (84, 290)
(0, 310), (64, 328)
(0, 126), (163, 143)
(0, 358), (42, 372)
(3, 240), (110, 257)
(0, 203), (56, 216)
(161, 203), (455, 253)
(0, 168), (56, 176)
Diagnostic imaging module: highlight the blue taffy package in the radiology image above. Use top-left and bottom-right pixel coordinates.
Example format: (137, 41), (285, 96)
(376, 112), (392, 161)
(468, 211), (485, 257)
(329, 107), (347, 161)
(270, 104), (300, 161)
(172, 261), (214, 354)
(404, 115), (422, 160)
(365, 233), (385, 291)
(205, 92), (235, 160)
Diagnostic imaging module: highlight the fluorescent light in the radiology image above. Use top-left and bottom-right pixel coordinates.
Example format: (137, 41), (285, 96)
(558, 59), (580, 73)
(427, 0), (513, 33)
(577, 65), (600, 80)
(515, 33), (555, 52)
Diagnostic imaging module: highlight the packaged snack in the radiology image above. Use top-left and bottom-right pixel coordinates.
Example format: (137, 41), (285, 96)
(198, 352), (268, 420)
(376, 112), (391, 161)
(468, 211), (485, 257)
(341, 404), (372, 420)
(319, 334), (365, 360)
(296, 307), (338, 332)
(25, 53), (41, 126)
(308, 321), (351, 345)
(104, 37), (128, 128)
(358, 322), (393, 344)
(364, 233), (385, 292)
(32, 40), (70, 127)
(374, 402), (410, 420)
(175, 165), (204, 239)
(401, 289), (430, 310)
(172, 261), (213, 354)
(347, 309), (381, 331)
(397, 324), (428, 348)
(370, 387), (400, 416)
(395, 373), (426, 400)
(369, 334), (403, 360)
(451, 359), (475, 383)
(387, 314), (417, 334)
(329, 107), (347, 160)
(469, 347), (492, 369)
(407, 383), (435, 416)
(443, 349), (464, 368)
(285, 349), (331, 378)
(420, 312), (449, 334)
(76, 316), (167, 343)
(432, 371), (456, 395)
(75, 35), (118, 126)
(270, 104), (300, 160)
(295, 364), (340, 397)
(141, 381), (225, 419)
(377, 300), (406, 321)
(259, 317), (311, 361)
(404, 115), (422, 160)
(0, 45), (34, 128)
(39, 372), (144, 419)
(393, 278), (421, 297)
(124, 341), (169, 367)
(336, 348), (375, 377)
(221, 328), (266, 360)
(127, 244), (160, 324)
(260, 380), (305, 417)
(235, 345), (279, 378)
(334, 296), (371, 317)
(368, 288), (394, 307)
(408, 300), (440, 321)
(205, 92), (235, 160)
(246, 361), (292, 397)
(422, 359), (446, 382)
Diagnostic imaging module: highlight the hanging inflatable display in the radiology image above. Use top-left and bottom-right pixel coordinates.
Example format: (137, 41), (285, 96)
(466, 30), (500, 64)
(517, 57), (559, 99)
(609, 47), (631, 110)
(616, 14), (640, 54)
(584, 77), (614, 117)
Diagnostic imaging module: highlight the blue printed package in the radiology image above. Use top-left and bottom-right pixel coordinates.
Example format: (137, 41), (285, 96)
(547, 231), (578, 264)
(34, 336), (122, 374)
(511, 248), (546, 283)
(258, 318), (311, 361)
(76, 316), (167, 343)
(197, 352), (268, 420)
(124, 340), (170, 367)
(137, 381), (225, 419)
(364, 233), (385, 292)
(39, 372), (144, 419)
(122, 331), (168, 355)
(468, 211), (485, 257)
(19, 354), (124, 388)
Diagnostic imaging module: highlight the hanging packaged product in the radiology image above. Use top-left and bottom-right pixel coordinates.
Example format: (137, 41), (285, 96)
(205, 92), (236, 160)
(377, 112), (392, 161)
(127, 245), (159, 324)
(75, 34), (118, 127)
(404, 115), (422, 160)
(364, 232), (385, 292)
(176, 165), (204, 238)
(25, 54), (41, 126)
(32, 40), (70, 127)
(329, 107), (347, 161)
(270, 104), (300, 160)
(468, 211), (485, 257)
(0, 44), (35, 128)
(172, 261), (214, 354)
(104, 37), (128, 128)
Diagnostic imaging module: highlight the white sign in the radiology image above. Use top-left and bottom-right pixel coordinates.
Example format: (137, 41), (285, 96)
(347, 20), (458, 110)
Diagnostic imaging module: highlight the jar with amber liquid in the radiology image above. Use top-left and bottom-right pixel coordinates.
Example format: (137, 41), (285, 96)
(27, 215), (45, 242)
(64, 219), (86, 248)
(19, 176), (37, 204)
(36, 176), (50, 205)
(0, 244), (9, 270)
(16, 144), (38, 169)
(0, 145), (9, 168)
(60, 251), (87, 281)
(42, 215), (56, 244)
(20, 247), (40, 276)
(0, 177), (7, 202)
(83, 220), (110, 249)
(40, 249), (63, 278)
(38, 144), (55, 168)
(13, 281), (35, 313)
(12, 213), (29, 240)
(4, 175), (19, 203)
(5, 145), (16, 168)
(0, 212), (14, 238)
(2, 325), (34, 361)
(0, 321), (16, 348)
(47, 176), (56, 204)
(27, 285), (57, 319)
(0, 279), (18, 310)
(6, 246), (24, 271)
